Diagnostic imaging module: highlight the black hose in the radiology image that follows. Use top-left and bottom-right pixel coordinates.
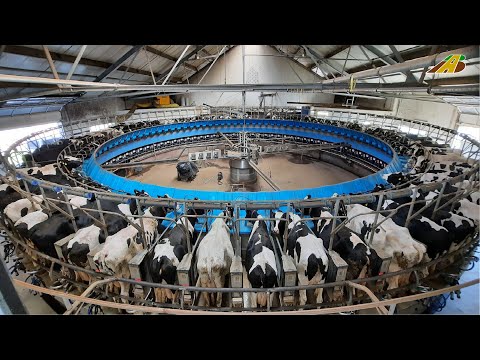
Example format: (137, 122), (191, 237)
(459, 256), (478, 271)
(426, 294), (448, 313)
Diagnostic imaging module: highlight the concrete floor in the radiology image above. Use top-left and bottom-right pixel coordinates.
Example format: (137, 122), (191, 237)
(439, 259), (480, 315)
(1, 242), (57, 315)
(131, 152), (357, 192)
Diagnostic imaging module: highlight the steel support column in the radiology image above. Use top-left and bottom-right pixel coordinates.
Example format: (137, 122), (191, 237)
(0, 257), (28, 314)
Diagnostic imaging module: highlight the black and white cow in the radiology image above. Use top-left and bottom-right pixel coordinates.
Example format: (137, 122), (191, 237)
(345, 204), (426, 289)
(30, 139), (70, 165)
(146, 209), (198, 303)
(420, 170), (462, 184)
(0, 183), (23, 213)
(22, 163), (60, 177)
(245, 210), (279, 307)
(382, 172), (414, 186)
(433, 210), (476, 251)
(28, 212), (76, 261)
(312, 208), (382, 281)
(134, 189), (150, 197)
(430, 161), (458, 172)
(196, 210), (234, 307)
(271, 210), (299, 249)
(453, 198), (480, 223)
(59, 156), (83, 171)
(21, 164), (75, 186)
(14, 210), (49, 238)
(3, 196), (44, 224)
(286, 212), (329, 305)
(67, 205), (162, 284)
(465, 192), (480, 206)
(382, 200), (452, 262)
(23, 198), (131, 267)
(93, 216), (149, 306)
(64, 224), (106, 283)
(409, 143), (425, 157)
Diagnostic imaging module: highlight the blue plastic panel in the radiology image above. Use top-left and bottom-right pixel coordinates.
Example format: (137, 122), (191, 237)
(84, 119), (404, 202)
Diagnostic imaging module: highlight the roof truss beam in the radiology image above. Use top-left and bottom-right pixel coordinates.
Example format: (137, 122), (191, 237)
(301, 45), (332, 78)
(66, 45), (87, 81)
(388, 45), (417, 82)
(94, 45), (144, 82)
(346, 45), (467, 74)
(270, 45), (325, 80)
(309, 45), (351, 69)
(145, 46), (197, 72)
(358, 45), (387, 84)
(1, 45), (155, 79)
(181, 45), (236, 83)
(42, 45), (61, 84)
(154, 45), (206, 84)
(363, 45), (396, 66)
(418, 45), (439, 84)
(302, 45), (349, 76)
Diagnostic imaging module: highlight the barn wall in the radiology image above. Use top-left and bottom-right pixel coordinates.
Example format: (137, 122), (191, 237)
(395, 98), (459, 129)
(333, 95), (394, 111)
(458, 113), (480, 127)
(61, 97), (126, 125)
(0, 111), (62, 131)
(178, 45), (334, 107)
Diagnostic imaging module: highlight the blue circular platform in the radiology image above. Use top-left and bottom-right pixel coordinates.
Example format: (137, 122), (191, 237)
(82, 119), (403, 201)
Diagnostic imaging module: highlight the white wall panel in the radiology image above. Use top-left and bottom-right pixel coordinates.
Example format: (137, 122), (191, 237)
(179, 45), (334, 107)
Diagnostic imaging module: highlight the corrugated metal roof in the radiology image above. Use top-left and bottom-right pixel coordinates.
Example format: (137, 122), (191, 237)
(0, 45), (477, 108)
(4, 44), (431, 89)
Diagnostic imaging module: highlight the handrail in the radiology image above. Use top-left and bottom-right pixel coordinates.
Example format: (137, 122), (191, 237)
(2, 222), (477, 295)
(12, 277), (480, 315)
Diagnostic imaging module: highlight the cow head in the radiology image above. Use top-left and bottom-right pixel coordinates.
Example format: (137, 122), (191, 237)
(87, 193), (96, 202)
(360, 220), (372, 241)
(372, 184), (386, 192)
(190, 198), (205, 216)
(245, 209), (259, 224)
(224, 204), (234, 218)
(452, 201), (461, 211)
(184, 208), (199, 233)
(158, 194), (176, 212)
(149, 205), (167, 219)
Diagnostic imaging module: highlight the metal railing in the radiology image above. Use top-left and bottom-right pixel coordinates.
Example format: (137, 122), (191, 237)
(2, 115), (479, 214)
(1, 108), (479, 312)
(2, 221), (478, 312)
